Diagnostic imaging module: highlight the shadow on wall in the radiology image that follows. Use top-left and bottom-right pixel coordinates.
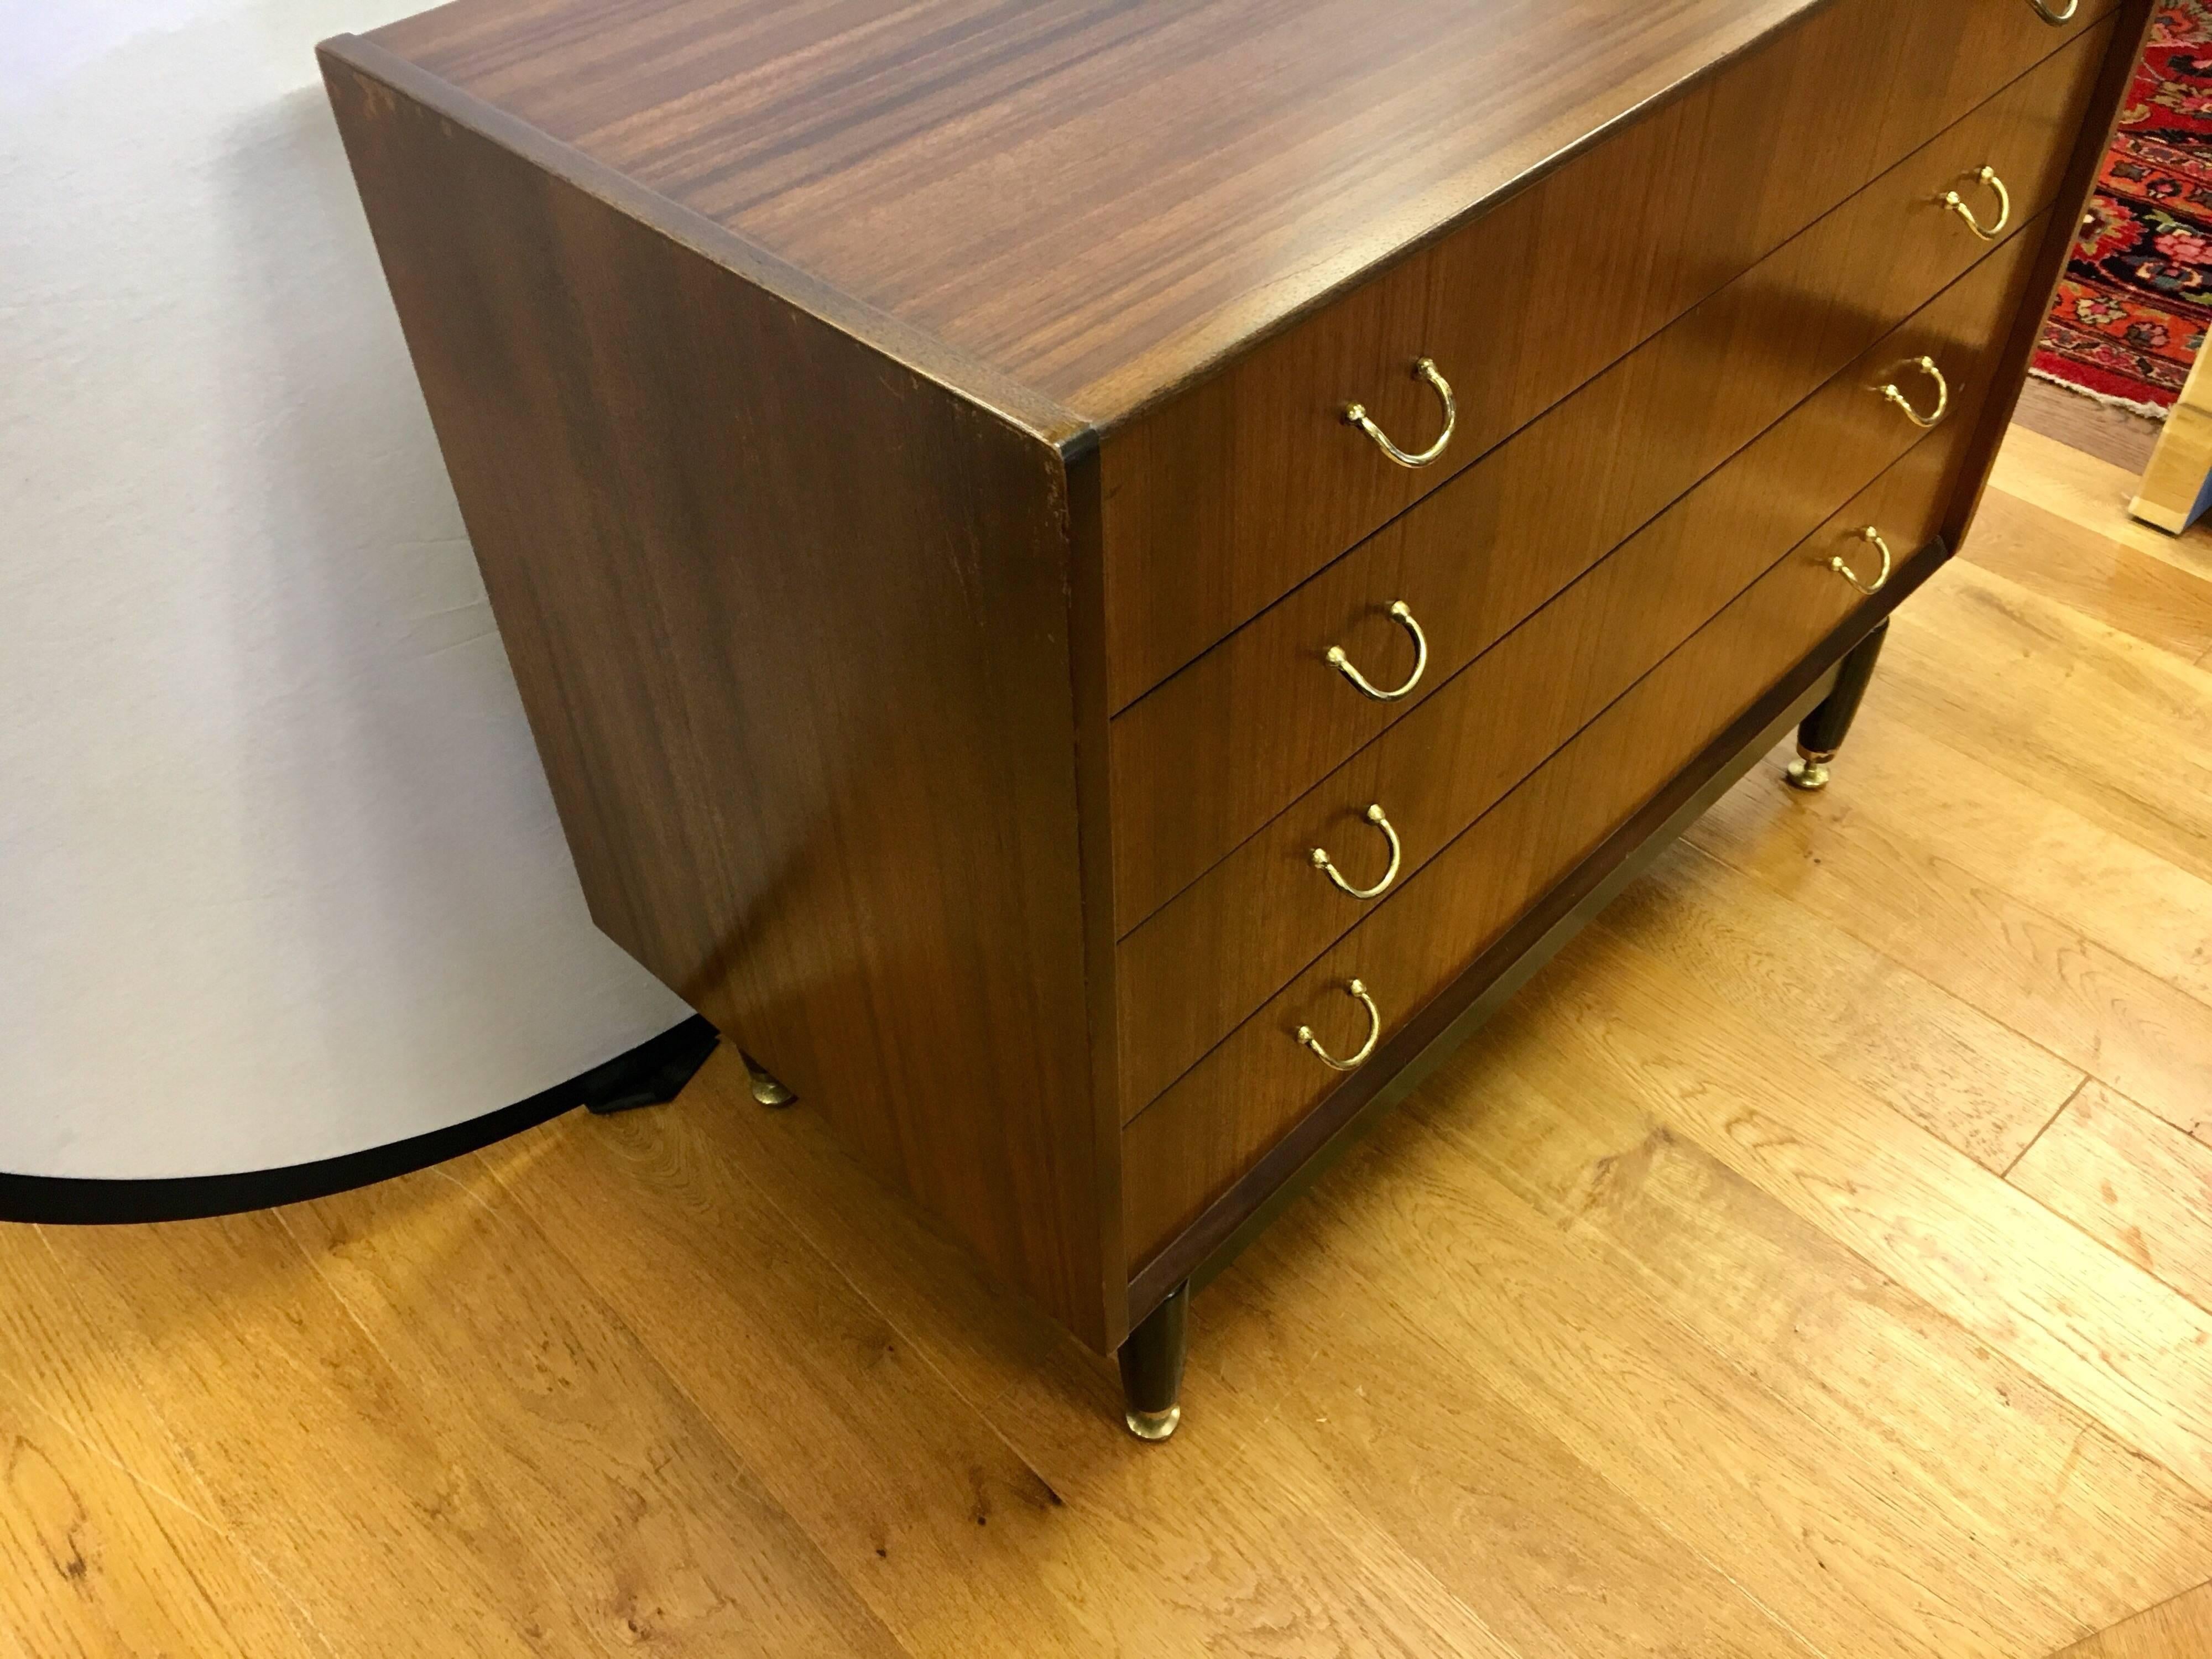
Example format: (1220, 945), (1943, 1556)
(0, 1), (688, 1180)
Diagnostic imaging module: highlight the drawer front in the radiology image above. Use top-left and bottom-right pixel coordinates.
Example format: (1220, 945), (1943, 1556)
(1114, 225), (2047, 1117)
(1107, 19), (2110, 938)
(1112, 227), (2043, 1118)
(1099, 0), (2116, 713)
(1122, 431), (1983, 1269)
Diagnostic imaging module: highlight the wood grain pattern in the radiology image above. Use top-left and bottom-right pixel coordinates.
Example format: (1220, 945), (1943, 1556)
(2056, 1584), (2212, 1659)
(19, 1205), (900, 1656)
(1992, 424), (2212, 586)
(472, 1097), (1506, 1657)
(14, 419), (2212, 1659)
(2012, 375), (2164, 473)
(1590, 842), (2082, 1170)
(364, 0), (2117, 426)
(1690, 721), (2212, 1146)
(321, 51), (1118, 1348)
(1109, 237), (2038, 1103)
(1866, 575), (2212, 880)
(1964, 483), (2212, 659)
(1100, 20), (2111, 708)
(2011, 1083), (2212, 1310)
(0, 1241), (321, 1659)
(1538, 872), (2212, 1500)
(324, 0), (2153, 1375)
(1399, 1026), (2212, 1640)
(1221, 1105), (2127, 1659)
(1108, 101), (2085, 921)
(1123, 436), (1970, 1262)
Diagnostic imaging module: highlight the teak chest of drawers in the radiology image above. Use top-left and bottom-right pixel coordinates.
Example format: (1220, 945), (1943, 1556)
(323, 0), (2150, 1437)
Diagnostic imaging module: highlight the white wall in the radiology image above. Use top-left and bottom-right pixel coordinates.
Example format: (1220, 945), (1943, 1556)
(1, 0), (692, 1178)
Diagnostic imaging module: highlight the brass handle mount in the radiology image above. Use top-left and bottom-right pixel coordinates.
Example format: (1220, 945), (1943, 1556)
(1943, 166), (2012, 241)
(1344, 358), (1457, 468)
(1881, 356), (1950, 428)
(1327, 601), (1429, 702)
(1298, 979), (1383, 1072)
(1311, 805), (1403, 901)
(1830, 526), (1894, 596)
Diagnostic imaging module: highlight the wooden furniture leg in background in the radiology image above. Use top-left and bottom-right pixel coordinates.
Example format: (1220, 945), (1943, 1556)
(1786, 620), (1891, 793)
(1118, 1281), (1190, 1442)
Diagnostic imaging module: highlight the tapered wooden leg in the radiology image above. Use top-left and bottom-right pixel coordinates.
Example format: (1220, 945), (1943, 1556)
(1786, 619), (1889, 792)
(1118, 1281), (1189, 1441)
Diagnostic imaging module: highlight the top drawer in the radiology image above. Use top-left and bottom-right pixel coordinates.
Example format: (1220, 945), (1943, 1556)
(1097, 0), (2119, 711)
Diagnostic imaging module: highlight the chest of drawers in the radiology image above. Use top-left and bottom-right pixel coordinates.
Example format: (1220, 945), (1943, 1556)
(322, 0), (2149, 1438)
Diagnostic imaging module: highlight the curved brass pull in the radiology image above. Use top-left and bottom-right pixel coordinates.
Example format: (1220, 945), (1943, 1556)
(2028, 0), (2078, 22)
(1344, 358), (1457, 468)
(1880, 357), (1950, 429)
(1297, 979), (1382, 1072)
(1311, 805), (1403, 901)
(1943, 166), (2012, 241)
(1829, 526), (1894, 596)
(1327, 601), (1429, 702)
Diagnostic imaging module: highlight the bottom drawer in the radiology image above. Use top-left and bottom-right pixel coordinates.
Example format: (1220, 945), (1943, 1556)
(1122, 427), (1974, 1269)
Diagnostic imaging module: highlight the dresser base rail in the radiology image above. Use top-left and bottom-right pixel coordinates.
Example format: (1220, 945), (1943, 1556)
(1125, 542), (1943, 1333)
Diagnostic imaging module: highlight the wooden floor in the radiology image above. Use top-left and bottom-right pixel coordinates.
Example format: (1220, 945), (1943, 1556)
(2011, 374), (2164, 475)
(9, 416), (2212, 1658)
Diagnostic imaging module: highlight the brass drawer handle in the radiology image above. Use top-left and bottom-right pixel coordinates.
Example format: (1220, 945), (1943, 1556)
(1327, 601), (1428, 701)
(1344, 358), (1457, 468)
(2028, 0), (2078, 22)
(1311, 805), (1402, 900)
(1298, 978), (1382, 1071)
(1880, 356), (1950, 428)
(1943, 166), (2011, 241)
(1829, 526), (1894, 596)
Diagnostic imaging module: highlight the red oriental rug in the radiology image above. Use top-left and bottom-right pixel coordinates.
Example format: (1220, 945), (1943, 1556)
(2033, 0), (2212, 415)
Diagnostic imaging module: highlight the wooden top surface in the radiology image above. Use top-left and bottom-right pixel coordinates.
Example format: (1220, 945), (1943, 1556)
(351, 0), (1829, 435)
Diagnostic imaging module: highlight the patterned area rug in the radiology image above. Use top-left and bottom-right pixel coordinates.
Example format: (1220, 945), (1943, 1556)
(2033, 0), (2212, 415)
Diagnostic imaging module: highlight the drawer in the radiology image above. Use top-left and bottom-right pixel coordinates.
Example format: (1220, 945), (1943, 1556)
(1110, 226), (2042, 1117)
(1122, 427), (1984, 1269)
(1099, 0), (2117, 713)
(1106, 19), (2110, 938)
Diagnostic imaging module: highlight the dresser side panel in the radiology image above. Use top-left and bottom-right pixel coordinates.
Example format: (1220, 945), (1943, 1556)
(322, 52), (1114, 1348)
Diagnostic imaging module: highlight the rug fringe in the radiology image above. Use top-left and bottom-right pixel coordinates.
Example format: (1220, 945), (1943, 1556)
(2027, 366), (2172, 422)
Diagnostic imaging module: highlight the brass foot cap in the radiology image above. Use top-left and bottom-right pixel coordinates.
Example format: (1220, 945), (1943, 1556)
(1783, 757), (1831, 792)
(743, 1061), (796, 1107)
(1123, 1405), (1181, 1442)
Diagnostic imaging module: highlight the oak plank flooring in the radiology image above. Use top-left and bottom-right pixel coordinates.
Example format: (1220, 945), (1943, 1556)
(1689, 721), (2212, 1145)
(1592, 840), (2081, 1170)
(1714, 705), (2212, 1026)
(0, 1240), (319, 1659)
(2056, 1582), (2212, 1659)
(1514, 910), (2212, 1498)
(2011, 1083), (2212, 1313)
(1962, 481), (2212, 661)
(8, 418), (2212, 1654)
(1396, 1003), (2212, 1637)
(1990, 424), (2212, 588)
(1870, 561), (2212, 882)
(472, 1100), (1516, 1659)
(2011, 376), (2162, 476)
